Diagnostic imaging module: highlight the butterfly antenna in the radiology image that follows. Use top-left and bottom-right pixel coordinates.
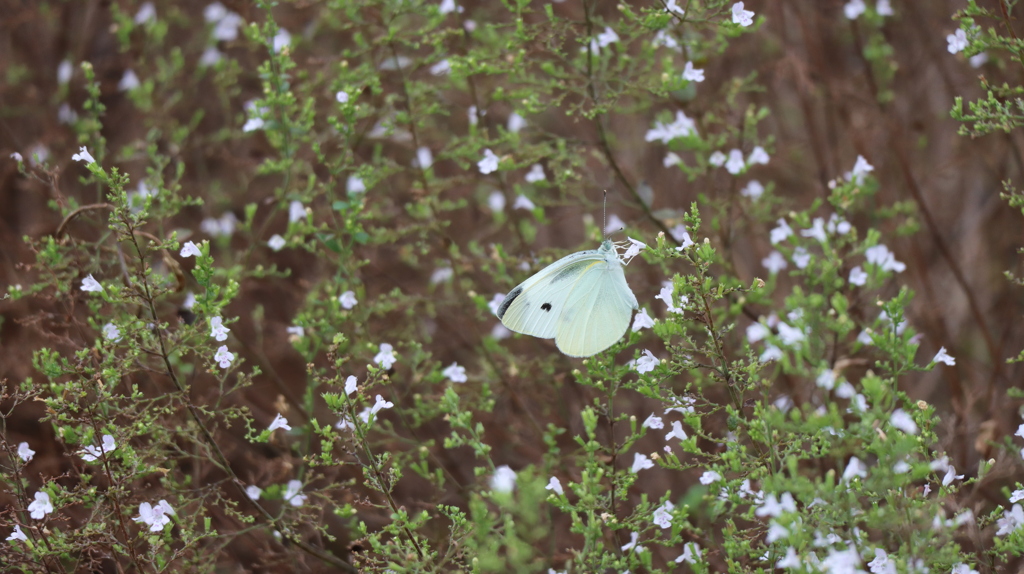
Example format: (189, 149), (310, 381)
(602, 190), (608, 239)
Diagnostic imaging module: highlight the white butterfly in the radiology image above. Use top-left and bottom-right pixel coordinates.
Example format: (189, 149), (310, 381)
(496, 239), (638, 357)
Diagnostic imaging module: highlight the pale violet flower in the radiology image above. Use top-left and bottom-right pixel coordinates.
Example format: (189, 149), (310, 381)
(631, 452), (655, 473)
(997, 504), (1024, 536)
(632, 308), (654, 331)
(429, 59), (451, 75)
(748, 146), (770, 165)
(488, 293), (507, 315)
(478, 149), (499, 174)
(755, 492), (796, 518)
(199, 47), (223, 67)
(102, 323), (121, 342)
(246, 485), (262, 500)
(792, 247), (811, 269)
(604, 214), (626, 235)
(635, 350), (660, 374)
(732, 2), (754, 26)
(18, 442), (35, 462)
(288, 200), (306, 223)
(242, 118), (264, 132)
(827, 213), (852, 234)
(525, 164), (546, 183)
(338, 291), (358, 310)
(134, 500), (174, 532)
(623, 237), (645, 259)
(643, 414), (664, 430)
(347, 174), (366, 194)
(443, 362), (467, 383)
(777, 548), (801, 568)
(415, 146), (433, 170)
(709, 150), (727, 166)
(947, 29), (968, 54)
(842, 456), (868, 482)
(6, 524), (27, 541)
(374, 344), (397, 369)
(545, 476), (564, 495)
(507, 112), (527, 133)
(665, 0), (685, 15)
(286, 325), (304, 339)
(682, 61), (704, 82)
(816, 370), (837, 390)
(72, 146), (96, 165)
(770, 219), (793, 244)
(272, 28), (291, 53)
(59, 103), (79, 124)
(665, 420), (688, 441)
(118, 70), (140, 91)
(653, 501), (675, 528)
(468, 105), (479, 126)
(865, 244), (905, 273)
(933, 347), (955, 366)
(700, 470), (721, 485)
(491, 465), (517, 492)
(760, 344), (784, 362)
(970, 52), (989, 68)
(596, 26), (619, 48)
(801, 218), (827, 243)
(670, 224), (694, 248)
(268, 414), (291, 432)
(849, 154), (874, 183)
(762, 251), (787, 274)
(741, 180), (765, 200)
(82, 434), (116, 462)
(268, 234), (286, 251)
(283, 480), (307, 506)
(431, 267), (453, 284)
(645, 111), (697, 143)
(844, 0), (866, 19)
(747, 322), (770, 343)
(439, 0), (459, 14)
(724, 149), (745, 174)
(210, 317), (230, 341)
(951, 565), (979, 574)
(877, 0), (894, 16)
(28, 492), (53, 520)
(655, 284), (684, 313)
(676, 542), (702, 564)
(180, 241), (202, 258)
(57, 59), (73, 84)
(849, 266), (868, 286)
(214, 345), (234, 369)
(335, 91), (349, 103)
(513, 195), (535, 210)
(890, 409), (919, 435)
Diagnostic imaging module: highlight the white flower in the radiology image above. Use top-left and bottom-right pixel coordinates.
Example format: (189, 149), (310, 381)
(933, 347), (955, 366)
(597, 26), (619, 48)
(268, 234), (286, 251)
(732, 2), (754, 26)
(682, 61), (704, 82)
(652, 501), (675, 528)
(214, 345), (234, 369)
(200, 212), (237, 237)
(762, 251), (787, 274)
(288, 200), (306, 223)
(478, 148), (499, 174)
(467, 105), (479, 126)
(947, 29), (968, 55)
(338, 291), (358, 309)
(842, 456), (868, 482)
(708, 150), (727, 166)
(631, 452), (655, 473)
(335, 90), (349, 104)
(747, 322), (770, 343)
(513, 195), (535, 210)
(942, 465), (963, 486)
(724, 149), (745, 174)
(82, 434), (116, 462)
(6, 524), (27, 541)
(969, 52), (989, 68)
(246, 485), (262, 500)
(827, 213), (852, 235)
(670, 224), (694, 248)
(604, 214), (626, 235)
(58, 103), (79, 124)
(849, 266), (868, 286)
(665, 0), (685, 15)
(443, 362), (467, 383)
(997, 504), (1024, 536)
(340, 376), (357, 397)
(643, 414), (664, 430)
(770, 219), (793, 244)
(877, 0), (894, 16)
(755, 492), (797, 518)
(57, 59), (73, 84)
(102, 323), (121, 342)
(741, 180), (765, 200)
(28, 492), (53, 520)
(655, 284), (684, 313)
(272, 28), (291, 53)
(507, 112), (527, 133)
(242, 118), (264, 132)
(868, 549), (897, 574)
(525, 164), (545, 183)
(545, 476), (564, 495)
(646, 111), (697, 143)
(488, 293), (507, 316)
(676, 542), (702, 564)
(268, 413), (291, 432)
(346, 175), (367, 196)
(700, 470), (721, 485)
(632, 308), (655, 331)
(634, 350), (660, 374)
(430, 264), (451, 282)
(665, 420), (688, 441)
(374, 343), (397, 369)
(180, 241), (202, 258)
(18, 442), (35, 462)
(72, 146), (96, 165)
(844, 0), (866, 20)
(439, 0), (458, 14)
(850, 155), (874, 183)
(890, 408), (919, 435)
(134, 500), (175, 532)
(491, 465), (517, 492)
(620, 531), (644, 554)
(777, 547), (801, 568)
(371, 394), (394, 416)
(415, 146), (433, 170)
(623, 237), (645, 259)
(760, 345), (784, 362)
(748, 146), (770, 165)
(777, 322), (805, 347)
(865, 244), (905, 273)
(10, 151), (23, 163)
(429, 59), (451, 75)
(951, 564), (979, 574)
(199, 47), (223, 66)
(283, 480), (307, 506)
(800, 218), (827, 243)
(792, 247), (811, 269)
(210, 316), (230, 341)
(209, 8), (243, 41)
(118, 70), (140, 91)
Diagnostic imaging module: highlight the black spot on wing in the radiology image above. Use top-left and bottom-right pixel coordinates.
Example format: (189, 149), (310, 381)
(496, 286), (523, 319)
(541, 303), (552, 311)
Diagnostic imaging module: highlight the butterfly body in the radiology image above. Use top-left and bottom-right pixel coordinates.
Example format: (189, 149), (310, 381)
(496, 240), (638, 357)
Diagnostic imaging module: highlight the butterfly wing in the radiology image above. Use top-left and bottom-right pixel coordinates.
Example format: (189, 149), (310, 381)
(497, 250), (606, 341)
(554, 256), (638, 357)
